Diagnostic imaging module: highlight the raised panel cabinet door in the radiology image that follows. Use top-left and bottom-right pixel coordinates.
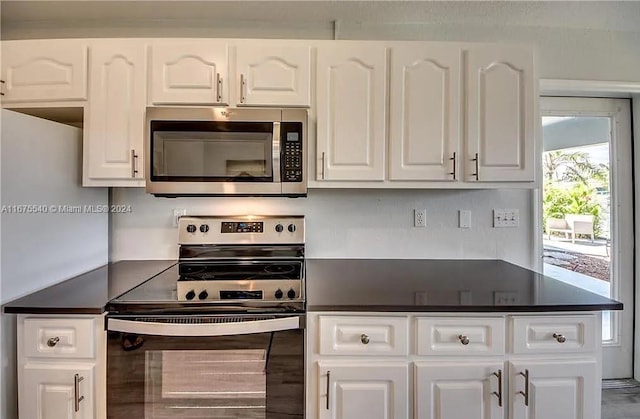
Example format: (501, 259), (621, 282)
(389, 45), (461, 181)
(0, 40), (88, 103)
(415, 362), (504, 419)
(150, 41), (228, 105)
(318, 362), (408, 419)
(316, 45), (387, 181)
(235, 44), (311, 106)
(466, 45), (536, 182)
(87, 42), (146, 181)
(21, 364), (95, 419)
(509, 359), (598, 419)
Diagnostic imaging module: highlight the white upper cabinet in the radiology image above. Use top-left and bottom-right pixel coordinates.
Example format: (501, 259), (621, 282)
(316, 44), (387, 181)
(0, 40), (88, 103)
(235, 44), (311, 107)
(389, 45), (461, 181)
(466, 45), (536, 182)
(149, 41), (228, 105)
(85, 41), (146, 185)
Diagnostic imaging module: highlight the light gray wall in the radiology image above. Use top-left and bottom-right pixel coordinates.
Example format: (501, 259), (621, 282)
(0, 110), (109, 419)
(112, 187), (534, 267)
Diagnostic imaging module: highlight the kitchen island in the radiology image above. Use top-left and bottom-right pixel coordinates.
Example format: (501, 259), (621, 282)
(305, 259), (621, 419)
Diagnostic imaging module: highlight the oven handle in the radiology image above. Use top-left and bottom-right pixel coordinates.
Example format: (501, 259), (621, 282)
(107, 315), (303, 337)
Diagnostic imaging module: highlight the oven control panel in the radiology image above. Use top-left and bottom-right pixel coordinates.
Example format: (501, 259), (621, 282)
(179, 216), (304, 245)
(177, 280), (303, 302)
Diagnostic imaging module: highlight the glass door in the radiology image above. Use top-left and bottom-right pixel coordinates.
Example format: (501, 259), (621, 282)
(540, 97), (633, 379)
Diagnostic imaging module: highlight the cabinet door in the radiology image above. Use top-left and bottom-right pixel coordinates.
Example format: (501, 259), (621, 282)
(86, 41), (146, 182)
(318, 362), (408, 419)
(22, 363), (95, 419)
(415, 362), (503, 419)
(316, 45), (387, 181)
(150, 41), (228, 105)
(236, 44), (311, 106)
(389, 45), (461, 181)
(466, 45), (535, 182)
(509, 359), (598, 419)
(1, 40), (88, 103)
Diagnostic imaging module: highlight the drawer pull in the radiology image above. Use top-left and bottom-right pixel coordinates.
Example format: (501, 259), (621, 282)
(46, 337), (60, 347)
(491, 369), (503, 407)
(326, 370), (331, 410)
(518, 369), (530, 406)
(360, 334), (370, 345)
(553, 333), (567, 343)
(458, 334), (470, 345)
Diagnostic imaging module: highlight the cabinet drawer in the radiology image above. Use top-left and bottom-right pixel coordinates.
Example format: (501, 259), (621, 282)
(318, 316), (409, 356)
(415, 317), (505, 356)
(511, 315), (597, 354)
(23, 317), (96, 359)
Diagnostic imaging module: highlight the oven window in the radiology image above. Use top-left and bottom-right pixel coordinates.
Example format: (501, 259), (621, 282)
(146, 349), (266, 418)
(150, 121), (274, 182)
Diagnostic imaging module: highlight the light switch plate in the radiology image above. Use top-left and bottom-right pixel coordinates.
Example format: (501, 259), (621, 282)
(493, 209), (519, 228)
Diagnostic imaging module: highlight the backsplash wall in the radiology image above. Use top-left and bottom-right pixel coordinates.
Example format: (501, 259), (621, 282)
(110, 188), (535, 269)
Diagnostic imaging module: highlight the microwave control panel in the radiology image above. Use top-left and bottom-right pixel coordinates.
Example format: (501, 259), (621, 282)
(281, 122), (303, 182)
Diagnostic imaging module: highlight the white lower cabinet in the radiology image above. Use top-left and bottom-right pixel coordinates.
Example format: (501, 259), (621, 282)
(318, 362), (409, 419)
(509, 359), (598, 419)
(308, 313), (601, 419)
(18, 314), (106, 419)
(415, 361), (503, 419)
(22, 363), (95, 419)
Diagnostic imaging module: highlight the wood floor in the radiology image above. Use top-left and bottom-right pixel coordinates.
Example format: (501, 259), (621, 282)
(602, 381), (640, 419)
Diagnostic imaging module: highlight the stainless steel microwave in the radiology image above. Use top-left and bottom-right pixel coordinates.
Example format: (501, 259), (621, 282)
(145, 107), (307, 197)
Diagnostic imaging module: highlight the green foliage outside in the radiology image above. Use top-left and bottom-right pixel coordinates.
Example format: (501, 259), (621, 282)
(543, 149), (608, 239)
(543, 182), (602, 237)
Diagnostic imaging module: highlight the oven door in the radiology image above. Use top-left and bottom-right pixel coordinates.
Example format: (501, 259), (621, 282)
(106, 314), (304, 419)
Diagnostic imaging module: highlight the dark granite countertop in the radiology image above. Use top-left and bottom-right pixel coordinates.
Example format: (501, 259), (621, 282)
(3, 260), (176, 314)
(306, 259), (623, 312)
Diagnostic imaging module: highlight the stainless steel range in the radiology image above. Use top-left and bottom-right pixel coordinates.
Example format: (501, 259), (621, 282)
(106, 215), (305, 419)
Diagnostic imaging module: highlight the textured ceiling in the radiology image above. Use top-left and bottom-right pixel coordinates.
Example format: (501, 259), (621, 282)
(2, 1), (639, 32)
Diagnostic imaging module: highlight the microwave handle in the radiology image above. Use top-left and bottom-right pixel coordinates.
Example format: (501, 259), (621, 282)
(273, 122), (281, 183)
(107, 315), (302, 337)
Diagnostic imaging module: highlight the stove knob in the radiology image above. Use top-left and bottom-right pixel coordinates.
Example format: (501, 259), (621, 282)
(275, 224), (284, 233)
(185, 290), (196, 300)
(198, 290), (209, 300)
(287, 289), (296, 299)
(274, 289), (284, 299)
(199, 224), (209, 233)
(186, 224), (197, 233)
(288, 224), (296, 233)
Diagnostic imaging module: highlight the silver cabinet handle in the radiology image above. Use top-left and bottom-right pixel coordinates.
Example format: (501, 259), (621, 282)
(326, 370), (331, 410)
(518, 369), (529, 406)
(74, 374), (85, 412)
(46, 337), (60, 347)
(449, 152), (457, 180)
(491, 369), (503, 407)
(553, 333), (567, 343)
(458, 334), (470, 345)
(0, 79), (5, 96)
(131, 149), (139, 178)
(216, 73), (222, 103)
(240, 74), (246, 103)
(472, 153), (479, 180)
(360, 334), (370, 344)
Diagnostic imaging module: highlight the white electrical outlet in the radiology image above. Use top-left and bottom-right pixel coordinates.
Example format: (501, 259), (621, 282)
(494, 291), (518, 305)
(459, 210), (471, 228)
(493, 209), (519, 228)
(414, 209), (426, 227)
(173, 209), (187, 227)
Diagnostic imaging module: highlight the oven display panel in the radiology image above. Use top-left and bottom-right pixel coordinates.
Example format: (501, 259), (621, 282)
(220, 290), (263, 299)
(221, 222), (264, 233)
